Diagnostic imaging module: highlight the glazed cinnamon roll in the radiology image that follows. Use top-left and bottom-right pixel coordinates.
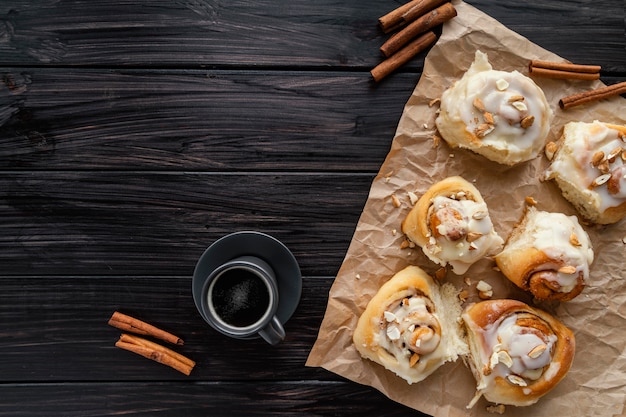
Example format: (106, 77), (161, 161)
(544, 121), (626, 224)
(495, 206), (593, 301)
(353, 265), (468, 384)
(401, 176), (504, 275)
(462, 299), (575, 407)
(436, 50), (553, 165)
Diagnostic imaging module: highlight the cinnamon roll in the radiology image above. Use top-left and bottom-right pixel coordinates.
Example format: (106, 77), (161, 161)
(544, 121), (626, 224)
(495, 206), (593, 301)
(401, 176), (504, 275)
(353, 265), (468, 384)
(435, 50), (553, 165)
(462, 299), (575, 407)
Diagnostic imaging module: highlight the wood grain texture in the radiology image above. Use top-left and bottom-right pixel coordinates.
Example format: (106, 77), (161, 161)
(0, 172), (373, 276)
(0, 69), (410, 171)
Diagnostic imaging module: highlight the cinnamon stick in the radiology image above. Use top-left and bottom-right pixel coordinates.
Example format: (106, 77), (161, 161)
(371, 31), (438, 82)
(529, 60), (601, 80)
(116, 333), (195, 376)
(108, 311), (184, 345)
(559, 81), (626, 110)
(378, 0), (449, 34)
(380, 3), (456, 58)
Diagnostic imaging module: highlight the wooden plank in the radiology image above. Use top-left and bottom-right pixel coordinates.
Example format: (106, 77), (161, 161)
(2, 70), (625, 171)
(0, 0), (623, 71)
(0, 172), (375, 276)
(0, 276), (336, 381)
(0, 69), (412, 171)
(0, 381), (424, 417)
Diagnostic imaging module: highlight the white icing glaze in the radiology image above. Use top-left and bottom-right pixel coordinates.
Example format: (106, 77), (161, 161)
(436, 51), (552, 165)
(545, 121), (626, 212)
(376, 295), (442, 368)
(478, 314), (557, 391)
(425, 194), (503, 275)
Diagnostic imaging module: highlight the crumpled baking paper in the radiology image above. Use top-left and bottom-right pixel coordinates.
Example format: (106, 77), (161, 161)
(306, 1), (626, 416)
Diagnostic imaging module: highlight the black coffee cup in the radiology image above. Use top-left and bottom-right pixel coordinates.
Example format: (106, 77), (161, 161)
(198, 256), (285, 345)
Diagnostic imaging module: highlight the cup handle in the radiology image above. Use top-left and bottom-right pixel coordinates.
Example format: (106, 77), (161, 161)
(258, 316), (285, 346)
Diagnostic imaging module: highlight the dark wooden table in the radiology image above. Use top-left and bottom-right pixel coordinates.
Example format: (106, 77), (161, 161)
(0, 1), (624, 416)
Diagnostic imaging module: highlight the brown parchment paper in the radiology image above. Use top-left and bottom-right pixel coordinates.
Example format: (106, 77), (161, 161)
(306, 1), (626, 416)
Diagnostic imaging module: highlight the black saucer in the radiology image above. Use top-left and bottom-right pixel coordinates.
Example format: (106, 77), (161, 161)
(192, 231), (302, 338)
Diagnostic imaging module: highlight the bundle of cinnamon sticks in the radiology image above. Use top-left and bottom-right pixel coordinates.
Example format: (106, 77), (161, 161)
(108, 311), (196, 376)
(371, 0), (457, 82)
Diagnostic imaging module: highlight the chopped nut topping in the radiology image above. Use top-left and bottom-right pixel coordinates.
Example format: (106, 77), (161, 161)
(508, 95), (525, 103)
(591, 151), (605, 166)
(570, 232), (582, 247)
(472, 210), (488, 220)
(391, 194), (401, 208)
(383, 311), (397, 322)
(520, 115), (535, 128)
(482, 364), (492, 376)
(592, 173), (611, 187)
(497, 350), (514, 368)
(545, 141), (558, 160)
(473, 97), (486, 112)
(511, 101), (528, 112)
(458, 289), (469, 302)
(528, 344), (547, 359)
(400, 239), (410, 249)
(506, 374), (528, 387)
(476, 280), (492, 292)
(478, 290), (493, 300)
(483, 111), (495, 125)
(608, 146), (623, 163)
(476, 123), (495, 138)
(558, 265), (577, 274)
(407, 191), (418, 205)
(466, 232), (483, 242)
(597, 160), (610, 174)
(432, 134), (441, 148)
(386, 325), (401, 340)
(409, 353), (420, 367)
(496, 79), (509, 91)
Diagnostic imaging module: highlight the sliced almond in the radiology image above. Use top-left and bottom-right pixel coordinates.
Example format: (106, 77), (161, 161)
(383, 311), (397, 322)
(391, 194), (401, 208)
(472, 210), (488, 220)
(409, 353), (420, 367)
(506, 374), (528, 387)
(466, 232), (483, 243)
(476, 123), (495, 138)
(386, 325), (401, 341)
(508, 95), (525, 103)
(528, 344), (547, 359)
(545, 141), (558, 160)
(520, 115), (535, 128)
(473, 97), (486, 112)
(608, 146), (623, 163)
(558, 265), (577, 274)
(591, 150), (605, 167)
(570, 232), (582, 247)
(511, 101), (528, 112)
(407, 191), (419, 205)
(496, 79), (509, 91)
(592, 173), (611, 187)
(497, 350), (514, 368)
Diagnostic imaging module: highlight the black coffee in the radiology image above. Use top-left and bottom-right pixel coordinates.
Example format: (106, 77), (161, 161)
(211, 268), (270, 328)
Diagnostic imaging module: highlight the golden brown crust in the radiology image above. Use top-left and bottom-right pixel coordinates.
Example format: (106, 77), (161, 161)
(353, 265), (466, 385)
(401, 176), (503, 275)
(462, 299), (576, 407)
(495, 207), (592, 301)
